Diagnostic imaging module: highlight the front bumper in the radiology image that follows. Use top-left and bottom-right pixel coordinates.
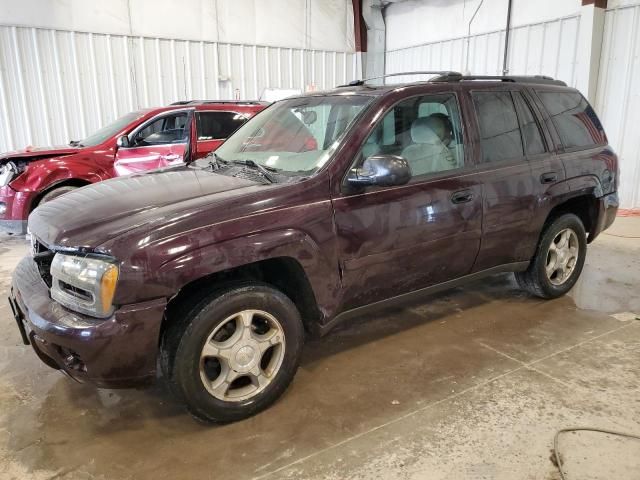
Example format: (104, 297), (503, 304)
(0, 219), (27, 234)
(0, 185), (33, 234)
(10, 255), (167, 388)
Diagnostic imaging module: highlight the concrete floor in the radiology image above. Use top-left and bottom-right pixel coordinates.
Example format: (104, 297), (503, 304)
(1, 218), (639, 480)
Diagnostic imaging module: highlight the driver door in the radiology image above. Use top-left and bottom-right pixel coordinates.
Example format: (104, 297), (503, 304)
(332, 93), (483, 310)
(114, 109), (193, 176)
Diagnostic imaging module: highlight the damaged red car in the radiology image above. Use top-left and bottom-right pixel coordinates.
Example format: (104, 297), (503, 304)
(0, 101), (267, 234)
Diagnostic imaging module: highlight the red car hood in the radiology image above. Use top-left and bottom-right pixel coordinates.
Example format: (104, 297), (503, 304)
(0, 145), (79, 162)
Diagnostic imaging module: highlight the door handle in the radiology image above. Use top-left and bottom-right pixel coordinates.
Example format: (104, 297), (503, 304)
(162, 154), (182, 162)
(451, 189), (474, 204)
(540, 172), (558, 184)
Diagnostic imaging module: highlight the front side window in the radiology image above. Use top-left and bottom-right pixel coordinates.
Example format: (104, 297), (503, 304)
(132, 112), (188, 147)
(537, 90), (606, 149)
(212, 95), (373, 175)
(472, 91), (524, 162)
(356, 94), (465, 178)
(196, 111), (247, 140)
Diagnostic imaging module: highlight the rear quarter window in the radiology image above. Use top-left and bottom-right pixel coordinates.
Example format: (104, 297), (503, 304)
(196, 111), (247, 140)
(537, 90), (606, 150)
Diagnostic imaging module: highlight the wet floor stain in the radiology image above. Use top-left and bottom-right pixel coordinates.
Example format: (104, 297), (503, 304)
(1, 219), (639, 480)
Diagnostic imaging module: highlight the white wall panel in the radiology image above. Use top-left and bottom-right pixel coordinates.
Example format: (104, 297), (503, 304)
(0, 0), (355, 51)
(595, 3), (640, 210)
(0, 26), (358, 152)
(385, 15), (580, 84)
(385, 0), (581, 51)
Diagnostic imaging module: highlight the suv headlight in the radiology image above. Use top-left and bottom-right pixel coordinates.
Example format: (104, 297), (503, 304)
(50, 253), (119, 318)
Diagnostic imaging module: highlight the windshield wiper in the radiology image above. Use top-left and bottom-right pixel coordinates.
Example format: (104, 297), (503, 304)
(208, 152), (229, 170)
(68, 140), (83, 147)
(207, 153), (277, 184)
(230, 159), (277, 184)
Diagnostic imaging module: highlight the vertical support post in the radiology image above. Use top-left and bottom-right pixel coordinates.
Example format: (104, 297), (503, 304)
(352, 0), (367, 80)
(576, 0), (607, 102)
(502, 0), (513, 74)
(361, 0), (385, 81)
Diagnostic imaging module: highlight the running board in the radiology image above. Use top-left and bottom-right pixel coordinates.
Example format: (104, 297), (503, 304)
(317, 261), (530, 336)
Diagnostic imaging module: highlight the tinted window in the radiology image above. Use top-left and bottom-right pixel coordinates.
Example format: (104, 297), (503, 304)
(196, 111), (247, 140)
(472, 92), (524, 162)
(133, 112), (188, 146)
(513, 92), (545, 155)
(537, 91), (605, 149)
(358, 94), (464, 178)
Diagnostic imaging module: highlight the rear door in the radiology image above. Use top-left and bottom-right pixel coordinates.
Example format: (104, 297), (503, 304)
(533, 88), (612, 195)
(332, 91), (483, 310)
(468, 88), (546, 271)
(194, 111), (249, 159)
(114, 110), (191, 176)
(514, 88), (568, 243)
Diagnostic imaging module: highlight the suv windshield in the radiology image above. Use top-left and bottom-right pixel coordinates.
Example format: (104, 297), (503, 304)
(78, 111), (145, 147)
(212, 95), (373, 175)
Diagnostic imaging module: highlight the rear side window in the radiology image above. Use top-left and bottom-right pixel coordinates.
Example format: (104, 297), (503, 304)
(537, 91), (606, 149)
(196, 111), (247, 140)
(471, 91), (524, 162)
(513, 92), (546, 156)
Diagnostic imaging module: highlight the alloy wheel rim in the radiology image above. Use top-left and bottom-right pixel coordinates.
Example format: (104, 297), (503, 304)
(545, 228), (579, 286)
(199, 309), (285, 402)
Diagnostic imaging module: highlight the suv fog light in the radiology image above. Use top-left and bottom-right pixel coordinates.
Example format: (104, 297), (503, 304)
(0, 202), (6, 215)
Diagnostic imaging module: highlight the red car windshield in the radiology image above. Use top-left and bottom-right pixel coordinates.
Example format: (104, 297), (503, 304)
(78, 111), (145, 147)
(214, 95), (373, 174)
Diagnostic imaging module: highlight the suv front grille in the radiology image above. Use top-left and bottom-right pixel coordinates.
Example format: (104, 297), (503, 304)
(31, 238), (54, 287)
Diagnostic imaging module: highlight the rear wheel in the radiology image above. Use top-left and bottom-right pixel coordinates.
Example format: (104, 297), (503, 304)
(162, 283), (304, 423)
(515, 213), (587, 299)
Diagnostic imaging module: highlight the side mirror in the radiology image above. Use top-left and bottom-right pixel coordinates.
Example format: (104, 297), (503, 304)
(116, 135), (130, 148)
(347, 154), (412, 188)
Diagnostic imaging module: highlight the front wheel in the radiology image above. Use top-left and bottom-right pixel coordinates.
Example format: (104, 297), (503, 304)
(38, 185), (79, 205)
(163, 283), (304, 423)
(515, 213), (587, 299)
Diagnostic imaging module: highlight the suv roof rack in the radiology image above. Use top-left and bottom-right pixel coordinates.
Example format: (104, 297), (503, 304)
(439, 74), (567, 86)
(340, 72), (566, 87)
(170, 100), (270, 106)
(339, 71), (463, 87)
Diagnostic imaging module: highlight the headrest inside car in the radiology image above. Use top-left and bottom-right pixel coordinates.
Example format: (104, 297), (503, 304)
(411, 117), (440, 144)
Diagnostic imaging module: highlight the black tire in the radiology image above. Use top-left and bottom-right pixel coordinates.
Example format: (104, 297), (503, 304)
(515, 213), (587, 299)
(162, 283), (304, 423)
(39, 185), (79, 205)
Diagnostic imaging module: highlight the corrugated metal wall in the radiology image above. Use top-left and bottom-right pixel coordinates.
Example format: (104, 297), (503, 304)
(0, 25), (358, 152)
(385, 8), (640, 210)
(595, 3), (640, 210)
(385, 15), (581, 85)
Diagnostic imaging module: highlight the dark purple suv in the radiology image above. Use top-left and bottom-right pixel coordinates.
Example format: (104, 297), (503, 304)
(9, 72), (618, 423)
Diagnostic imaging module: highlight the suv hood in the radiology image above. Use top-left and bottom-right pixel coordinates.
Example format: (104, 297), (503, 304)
(28, 166), (264, 249)
(0, 145), (79, 163)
